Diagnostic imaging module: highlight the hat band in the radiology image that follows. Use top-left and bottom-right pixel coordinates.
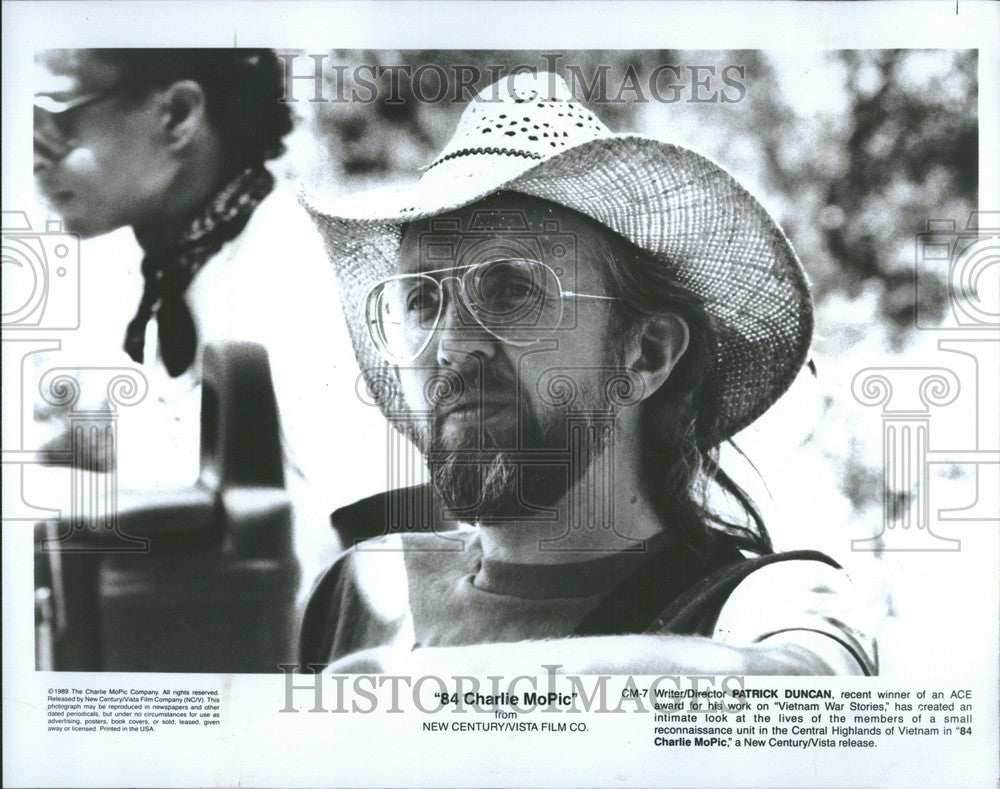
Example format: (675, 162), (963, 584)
(428, 146), (543, 171)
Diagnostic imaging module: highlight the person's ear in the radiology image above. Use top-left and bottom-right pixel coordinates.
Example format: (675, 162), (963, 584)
(156, 80), (208, 152)
(626, 313), (690, 402)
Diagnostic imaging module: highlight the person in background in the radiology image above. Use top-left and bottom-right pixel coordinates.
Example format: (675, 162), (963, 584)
(33, 49), (384, 597)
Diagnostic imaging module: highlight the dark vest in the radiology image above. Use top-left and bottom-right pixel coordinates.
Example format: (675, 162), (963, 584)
(573, 541), (838, 637)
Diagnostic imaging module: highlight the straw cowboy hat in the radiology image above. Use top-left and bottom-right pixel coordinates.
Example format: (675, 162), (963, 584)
(302, 71), (812, 444)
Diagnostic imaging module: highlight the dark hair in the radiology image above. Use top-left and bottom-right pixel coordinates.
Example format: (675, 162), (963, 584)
(93, 49), (293, 173)
(596, 229), (774, 557)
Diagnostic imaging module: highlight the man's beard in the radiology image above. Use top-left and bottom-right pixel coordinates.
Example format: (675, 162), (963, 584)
(409, 370), (617, 524)
(429, 403), (559, 523)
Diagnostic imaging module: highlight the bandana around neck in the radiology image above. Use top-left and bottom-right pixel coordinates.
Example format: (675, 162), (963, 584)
(123, 166), (275, 377)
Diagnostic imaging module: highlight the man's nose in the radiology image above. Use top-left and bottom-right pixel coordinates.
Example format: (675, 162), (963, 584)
(433, 282), (500, 367)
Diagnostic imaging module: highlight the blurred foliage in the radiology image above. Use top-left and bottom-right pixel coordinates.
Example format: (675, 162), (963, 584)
(774, 50), (976, 339)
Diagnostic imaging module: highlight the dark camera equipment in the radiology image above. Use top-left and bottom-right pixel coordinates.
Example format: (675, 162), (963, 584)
(34, 342), (299, 672)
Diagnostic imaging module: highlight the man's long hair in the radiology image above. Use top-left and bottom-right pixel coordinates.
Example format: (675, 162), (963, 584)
(597, 228), (774, 557)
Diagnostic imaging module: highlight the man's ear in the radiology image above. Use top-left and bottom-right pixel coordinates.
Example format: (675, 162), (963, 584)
(156, 80), (208, 152)
(627, 313), (690, 401)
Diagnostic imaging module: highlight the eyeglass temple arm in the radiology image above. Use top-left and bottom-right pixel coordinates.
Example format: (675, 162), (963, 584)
(35, 91), (109, 113)
(561, 291), (621, 301)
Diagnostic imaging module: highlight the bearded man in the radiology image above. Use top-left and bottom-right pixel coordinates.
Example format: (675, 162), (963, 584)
(299, 72), (877, 676)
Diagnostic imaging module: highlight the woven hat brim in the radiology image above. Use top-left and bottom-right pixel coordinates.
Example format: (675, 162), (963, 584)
(302, 134), (813, 443)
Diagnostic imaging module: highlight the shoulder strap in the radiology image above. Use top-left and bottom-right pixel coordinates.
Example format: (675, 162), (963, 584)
(329, 483), (434, 547)
(574, 541), (839, 638)
(646, 549), (840, 636)
(573, 540), (743, 636)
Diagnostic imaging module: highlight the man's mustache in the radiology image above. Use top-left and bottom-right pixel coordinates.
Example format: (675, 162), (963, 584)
(422, 363), (520, 417)
(423, 363), (542, 457)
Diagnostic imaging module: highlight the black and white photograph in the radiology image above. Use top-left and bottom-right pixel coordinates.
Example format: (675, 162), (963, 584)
(3, 2), (998, 787)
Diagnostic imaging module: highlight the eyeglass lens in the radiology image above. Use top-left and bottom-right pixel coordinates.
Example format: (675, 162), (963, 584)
(34, 106), (75, 158)
(33, 91), (122, 160)
(367, 259), (565, 361)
